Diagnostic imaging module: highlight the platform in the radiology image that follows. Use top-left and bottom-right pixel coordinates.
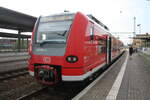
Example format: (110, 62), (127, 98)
(0, 52), (28, 57)
(73, 51), (150, 100)
(117, 53), (150, 100)
(0, 52), (28, 72)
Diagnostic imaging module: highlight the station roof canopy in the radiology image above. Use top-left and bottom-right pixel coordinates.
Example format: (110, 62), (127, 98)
(0, 32), (31, 38)
(0, 7), (37, 32)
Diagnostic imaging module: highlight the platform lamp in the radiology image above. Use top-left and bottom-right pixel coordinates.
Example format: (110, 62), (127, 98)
(137, 24), (141, 34)
(64, 10), (69, 12)
(133, 17), (136, 36)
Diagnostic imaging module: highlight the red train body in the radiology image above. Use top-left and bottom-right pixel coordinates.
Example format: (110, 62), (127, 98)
(28, 12), (124, 85)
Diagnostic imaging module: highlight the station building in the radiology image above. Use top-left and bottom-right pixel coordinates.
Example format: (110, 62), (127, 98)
(133, 33), (150, 48)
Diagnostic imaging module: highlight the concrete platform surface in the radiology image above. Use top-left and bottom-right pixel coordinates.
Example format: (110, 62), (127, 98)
(74, 52), (127, 100)
(117, 53), (150, 100)
(0, 52), (28, 72)
(74, 52), (150, 100)
(0, 56), (28, 63)
(0, 61), (27, 73)
(0, 52), (28, 57)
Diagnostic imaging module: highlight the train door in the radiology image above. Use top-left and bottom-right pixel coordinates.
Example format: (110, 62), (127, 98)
(108, 37), (111, 64)
(89, 22), (95, 65)
(97, 36), (107, 64)
(106, 35), (110, 65)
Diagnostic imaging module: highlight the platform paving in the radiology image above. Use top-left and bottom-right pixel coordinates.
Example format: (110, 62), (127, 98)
(0, 52), (28, 57)
(0, 52), (28, 72)
(139, 52), (150, 62)
(77, 52), (127, 100)
(76, 52), (150, 100)
(116, 53), (150, 100)
(0, 55), (28, 63)
(0, 61), (27, 73)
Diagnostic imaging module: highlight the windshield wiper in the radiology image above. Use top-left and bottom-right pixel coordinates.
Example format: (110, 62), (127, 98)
(62, 30), (67, 36)
(56, 30), (67, 36)
(39, 40), (51, 46)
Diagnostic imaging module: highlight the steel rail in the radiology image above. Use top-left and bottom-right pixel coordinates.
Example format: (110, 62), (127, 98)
(16, 87), (48, 100)
(0, 68), (28, 81)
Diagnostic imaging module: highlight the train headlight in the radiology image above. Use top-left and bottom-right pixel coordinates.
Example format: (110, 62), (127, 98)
(66, 55), (78, 63)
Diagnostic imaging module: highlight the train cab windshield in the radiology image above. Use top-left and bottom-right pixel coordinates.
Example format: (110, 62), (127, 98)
(35, 14), (75, 45)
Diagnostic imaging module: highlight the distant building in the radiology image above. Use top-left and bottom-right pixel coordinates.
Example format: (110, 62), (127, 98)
(133, 33), (150, 48)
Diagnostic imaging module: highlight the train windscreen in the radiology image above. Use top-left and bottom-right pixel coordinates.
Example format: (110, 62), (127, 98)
(35, 14), (75, 44)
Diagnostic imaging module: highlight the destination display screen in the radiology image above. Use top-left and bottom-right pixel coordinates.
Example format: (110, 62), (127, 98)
(40, 14), (75, 22)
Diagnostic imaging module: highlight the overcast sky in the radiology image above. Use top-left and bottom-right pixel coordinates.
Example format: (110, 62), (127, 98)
(0, 0), (150, 44)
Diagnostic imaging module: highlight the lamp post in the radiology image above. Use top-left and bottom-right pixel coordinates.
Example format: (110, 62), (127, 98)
(137, 24), (141, 34)
(133, 17), (136, 36)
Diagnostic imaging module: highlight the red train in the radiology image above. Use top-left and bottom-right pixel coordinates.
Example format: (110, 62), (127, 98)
(28, 12), (124, 85)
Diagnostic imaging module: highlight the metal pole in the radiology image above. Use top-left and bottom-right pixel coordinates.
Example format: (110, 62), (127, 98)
(137, 24), (141, 34)
(139, 25), (141, 34)
(22, 38), (24, 50)
(27, 38), (29, 51)
(18, 30), (21, 52)
(133, 17), (136, 36)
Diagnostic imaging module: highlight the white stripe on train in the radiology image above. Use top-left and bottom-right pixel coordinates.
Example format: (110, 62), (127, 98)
(62, 62), (106, 81)
(29, 62), (106, 81)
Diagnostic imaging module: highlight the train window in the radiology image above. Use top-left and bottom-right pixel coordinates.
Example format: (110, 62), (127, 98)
(90, 26), (94, 40)
(90, 27), (94, 36)
(89, 21), (94, 40)
(98, 39), (106, 54)
(35, 14), (75, 44)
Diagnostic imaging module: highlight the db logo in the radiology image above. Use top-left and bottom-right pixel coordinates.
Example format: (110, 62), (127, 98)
(43, 57), (51, 63)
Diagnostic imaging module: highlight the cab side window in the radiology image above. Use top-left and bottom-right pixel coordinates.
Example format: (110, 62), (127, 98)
(89, 22), (94, 40)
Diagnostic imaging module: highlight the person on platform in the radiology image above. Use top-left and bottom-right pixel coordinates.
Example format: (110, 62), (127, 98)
(129, 46), (133, 56)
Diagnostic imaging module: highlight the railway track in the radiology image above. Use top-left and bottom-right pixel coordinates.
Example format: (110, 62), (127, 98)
(15, 83), (85, 100)
(0, 68), (28, 81)
(16, 86), (48, 100)
(0, 56), (28, 64)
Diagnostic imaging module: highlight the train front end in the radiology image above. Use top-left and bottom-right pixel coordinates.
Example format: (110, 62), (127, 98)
(28, 13), (75, 85)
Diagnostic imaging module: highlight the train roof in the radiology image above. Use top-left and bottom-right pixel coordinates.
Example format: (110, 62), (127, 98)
(87, 14), (109, 31)
(41, 12), (109, 32)
(41, 12), (112, 35)
(41, 12), (75, 19)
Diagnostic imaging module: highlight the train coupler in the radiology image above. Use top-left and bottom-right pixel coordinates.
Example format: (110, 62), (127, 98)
(34, 65), (59, 85)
